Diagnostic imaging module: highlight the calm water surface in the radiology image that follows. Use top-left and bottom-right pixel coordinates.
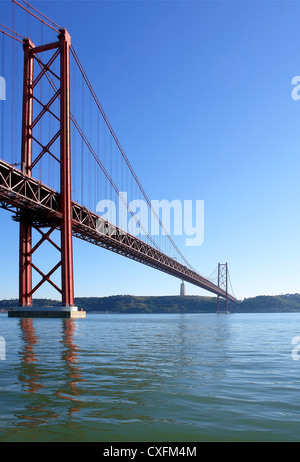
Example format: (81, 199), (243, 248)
(0, 312), (300, 442)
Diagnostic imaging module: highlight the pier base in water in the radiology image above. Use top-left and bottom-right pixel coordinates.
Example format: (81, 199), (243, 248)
(8, 306), (86, 318)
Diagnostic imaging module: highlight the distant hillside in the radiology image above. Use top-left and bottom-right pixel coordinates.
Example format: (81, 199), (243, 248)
(74, 295), (218, 313)
(1, 293), (300, 313)
(234, 294), (300, 313)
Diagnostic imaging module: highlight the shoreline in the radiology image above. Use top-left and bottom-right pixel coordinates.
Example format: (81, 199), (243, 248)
(1, 293), (300, 314)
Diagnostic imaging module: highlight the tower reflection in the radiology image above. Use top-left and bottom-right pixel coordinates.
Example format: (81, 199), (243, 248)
(17, 318), (84, 426)
(19, 318), (43, 394)
(56, 319), (85, 417)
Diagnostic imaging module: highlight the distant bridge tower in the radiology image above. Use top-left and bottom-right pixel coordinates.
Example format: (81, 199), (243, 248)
(217, 263), (229, 313)
(180, 280), (186, 296)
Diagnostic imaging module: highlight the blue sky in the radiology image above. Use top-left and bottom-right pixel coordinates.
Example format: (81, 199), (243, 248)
(0, 0), (300, 301)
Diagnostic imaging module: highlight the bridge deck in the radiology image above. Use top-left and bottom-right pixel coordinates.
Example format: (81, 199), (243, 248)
(0, 159), (236, 302)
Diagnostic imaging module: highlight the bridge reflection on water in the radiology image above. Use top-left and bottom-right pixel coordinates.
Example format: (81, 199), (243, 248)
(17, 318), (84, 423)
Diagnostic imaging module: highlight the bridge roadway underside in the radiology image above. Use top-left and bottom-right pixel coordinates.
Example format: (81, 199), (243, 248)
(0, 160), (236, 302)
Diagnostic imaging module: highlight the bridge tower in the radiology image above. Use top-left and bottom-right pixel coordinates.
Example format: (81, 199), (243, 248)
(217, 263), (229, 313)
(18, 29), (80, 316)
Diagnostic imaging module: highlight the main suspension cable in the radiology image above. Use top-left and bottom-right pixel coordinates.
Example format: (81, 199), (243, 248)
(12, 0), (60, 33)
(70, 44), (197, 272)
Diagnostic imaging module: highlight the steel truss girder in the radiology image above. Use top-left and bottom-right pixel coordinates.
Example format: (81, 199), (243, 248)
(0, 160), (236, 303)
(0, 159), (60, 218)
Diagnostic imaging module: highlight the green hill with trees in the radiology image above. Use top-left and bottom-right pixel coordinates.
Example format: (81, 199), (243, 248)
(1, 293), (300, 313)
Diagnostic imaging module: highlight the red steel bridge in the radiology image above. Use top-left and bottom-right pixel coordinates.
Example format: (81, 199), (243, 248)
(0, 1), (237, 314)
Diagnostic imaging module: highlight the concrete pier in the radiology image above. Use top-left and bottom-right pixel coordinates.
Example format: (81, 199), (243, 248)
(8, 306), (86, 318)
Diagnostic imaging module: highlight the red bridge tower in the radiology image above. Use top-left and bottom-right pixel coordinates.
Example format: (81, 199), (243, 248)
(18, 29), (80, 317)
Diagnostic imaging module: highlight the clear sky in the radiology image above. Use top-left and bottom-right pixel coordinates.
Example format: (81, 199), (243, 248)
(0, 0), (299, 301)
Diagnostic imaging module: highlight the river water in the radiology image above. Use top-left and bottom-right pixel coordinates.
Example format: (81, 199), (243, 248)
(0, 312), (300, 442)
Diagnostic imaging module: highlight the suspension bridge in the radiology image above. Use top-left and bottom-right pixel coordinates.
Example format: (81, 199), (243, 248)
(0, 1), (237, 317)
